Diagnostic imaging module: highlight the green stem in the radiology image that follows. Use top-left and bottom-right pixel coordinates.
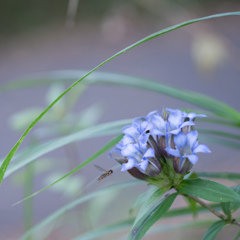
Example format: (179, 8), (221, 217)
(184, 194), (240, 227)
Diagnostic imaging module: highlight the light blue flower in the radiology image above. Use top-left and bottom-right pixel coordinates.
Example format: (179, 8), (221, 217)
(109, 107), (211, 182)
(122, 120), (153, 145)
(165, 131), (211, 166)
(166, 108), (206, 121)
(121, 142), (155, 172)
(108, 139), (124, 159)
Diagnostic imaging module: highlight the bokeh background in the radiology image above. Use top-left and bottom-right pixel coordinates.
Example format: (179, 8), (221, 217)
(0, 0), (240, 239)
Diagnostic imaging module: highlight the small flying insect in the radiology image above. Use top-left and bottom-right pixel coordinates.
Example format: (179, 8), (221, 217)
(94, 164), (113, 182)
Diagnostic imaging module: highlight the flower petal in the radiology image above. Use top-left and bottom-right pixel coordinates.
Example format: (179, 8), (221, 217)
(123, 126), (139, 138)
(180, 120), (195, 128)
(146, 110), (159, 121)
(143, 148), (155, 158)
(152, 115), (166, 131)
(121, 158), (136, 171)
(168, 111), (182, 129)
(186, 154), (199, 164)
(122, 135), (135, 145)
(193, 144), (211, 154)
(187, 113), (206, 120)
(186, 130), (198, 148)
(165, 147), (180, 157)
(121, 144), (137, 158)
(174, 132), (187, 149)
(138, 159), (149, 171)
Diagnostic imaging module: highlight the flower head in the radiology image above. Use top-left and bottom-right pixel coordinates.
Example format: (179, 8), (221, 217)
(109, 107), (210, 188)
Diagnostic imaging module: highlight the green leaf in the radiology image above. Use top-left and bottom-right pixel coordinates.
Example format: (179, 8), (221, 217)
(13, 134), (123, 204)
(176, 179), (240, 202)
(201, 220), (227, 240)
(195, 172), (240, 180)
(1, 12), (240, 184)
(128, 192), (178, 240)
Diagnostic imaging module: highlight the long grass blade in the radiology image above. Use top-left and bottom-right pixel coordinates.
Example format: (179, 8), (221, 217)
(2, 119), (130, 179)
(6, 70), (240, 124)
(1, 12), (239, 184)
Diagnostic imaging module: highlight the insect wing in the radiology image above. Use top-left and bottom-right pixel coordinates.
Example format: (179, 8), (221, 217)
(94, 164), (107, 173)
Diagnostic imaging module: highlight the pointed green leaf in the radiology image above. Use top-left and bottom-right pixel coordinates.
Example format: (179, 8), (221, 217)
(128, 192), (178, 240)
(201, 220), (227, 240)
(1, 12), (240, 184)
(176, 179), (240, 202)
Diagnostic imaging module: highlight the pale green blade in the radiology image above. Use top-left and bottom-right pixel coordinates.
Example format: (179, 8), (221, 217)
(2, 119), (131, 179)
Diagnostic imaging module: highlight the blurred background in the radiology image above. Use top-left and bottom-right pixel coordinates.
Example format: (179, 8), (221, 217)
(0, 0), (240, 239)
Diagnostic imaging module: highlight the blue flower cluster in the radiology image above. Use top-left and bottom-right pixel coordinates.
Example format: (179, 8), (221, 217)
(110, 108), (210, 178)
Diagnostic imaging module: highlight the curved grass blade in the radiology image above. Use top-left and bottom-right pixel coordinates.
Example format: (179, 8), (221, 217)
(200, 136), (240, 150)
(195, 172), (240, 180)
(128, 192), (178, 240)
(176, 179), (240, 202)
(19, 180), (139, 240)
(13, 133), (123, 205)
(2, 119), (131, 179)
(1, 12), (240, 184)
(201, 220), (227, 240)
(9, 70), (240, 124)
(73, 218), (134, 240)
(198, 129), (240, 141)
